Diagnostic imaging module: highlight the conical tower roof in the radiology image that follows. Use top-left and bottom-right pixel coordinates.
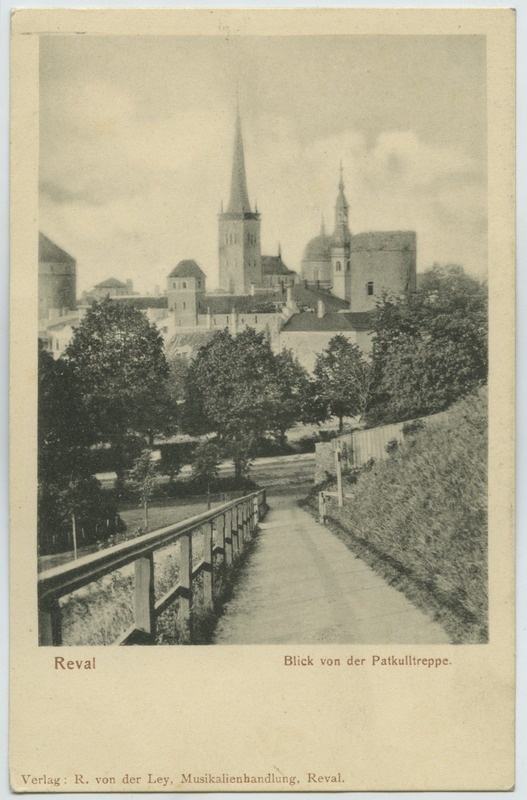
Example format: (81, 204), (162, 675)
(334, 162), (351, 245)
(227, 108), (252, 214)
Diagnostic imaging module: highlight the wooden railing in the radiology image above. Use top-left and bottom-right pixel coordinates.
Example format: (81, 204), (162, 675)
(38, 489), (268, 646)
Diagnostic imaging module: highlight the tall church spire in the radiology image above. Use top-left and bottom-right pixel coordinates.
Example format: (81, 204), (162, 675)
(334, 162), (350, 244)
(227, 107), (252, 214)
(218, 104), (262, 294)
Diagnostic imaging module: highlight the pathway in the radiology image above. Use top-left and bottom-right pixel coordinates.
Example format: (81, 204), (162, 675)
(214, 490), (450, 644)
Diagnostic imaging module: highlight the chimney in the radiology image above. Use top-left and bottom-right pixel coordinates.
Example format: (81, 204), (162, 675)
(286, 286), (293, 308)
(317, 299), (325, 319)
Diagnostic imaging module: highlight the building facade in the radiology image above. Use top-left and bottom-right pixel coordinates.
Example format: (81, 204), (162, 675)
(300, 169), (416, 312)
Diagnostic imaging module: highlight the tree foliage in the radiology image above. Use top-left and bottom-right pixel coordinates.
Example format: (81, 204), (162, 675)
(313, 335), (373, 431)
(65, 298), (172, 453)
(129, 449), (158, 531)
(38, 342), (107, 554)
(270, 349), (312, 445)
(369, 264), (487, 424)
(184, 329), (289, 478)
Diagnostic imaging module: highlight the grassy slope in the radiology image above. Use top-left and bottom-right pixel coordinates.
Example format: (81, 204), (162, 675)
(312, 388), (488, 643)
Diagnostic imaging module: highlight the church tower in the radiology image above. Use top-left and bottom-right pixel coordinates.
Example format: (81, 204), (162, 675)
(218, 107), (262, 294)
(331, 164), (352, 301)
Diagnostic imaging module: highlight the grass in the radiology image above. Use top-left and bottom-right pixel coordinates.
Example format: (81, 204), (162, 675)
(304, 388), (488, 643)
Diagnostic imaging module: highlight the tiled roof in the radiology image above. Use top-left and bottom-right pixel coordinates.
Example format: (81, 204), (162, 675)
(282, 311), (374, 332)
(289, 284), (349, 312)
(169, 260), (206, 279)
(199, 294), (280, 315)
(39, 232), (75, 265)
(112, 296), (168, 309)
(95, 277), (127, 289)
(261, 255), (296, 276)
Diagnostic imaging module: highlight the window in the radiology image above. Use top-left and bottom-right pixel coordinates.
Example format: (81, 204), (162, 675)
(347, 261), (351, 271)
(183, 302), (186, 309)
(336, 261), (341, 272)
(182, 282), (187, 289)
(197, 280), (201, 289)
(255, 316), (258, 323)
(367, 281), (374, 296)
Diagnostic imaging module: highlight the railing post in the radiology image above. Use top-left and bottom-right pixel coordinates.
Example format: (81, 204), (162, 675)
(319, 491), (326, 525)
(39, 596), (62, 646)
(232, 506), (240, 556)
(179, 532), (193, 641)
(253, 496), (259, 530)
(134, 553), (155, 641)
(238, 503), (245, 550)
(202, 522), (213, 609)
(224, 509), (233, 566)
(247, 499), (252, 535)
(216, 513), (226, 563)
(259, 489), (267, 519)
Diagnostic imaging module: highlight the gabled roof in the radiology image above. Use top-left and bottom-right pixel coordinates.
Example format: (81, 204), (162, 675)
(282, 311), (374, 332)
(39, 232), (75, 265)
(169, 260), (206, 279)
(261, 255), (296, 276)
(94, 277), (127, 289)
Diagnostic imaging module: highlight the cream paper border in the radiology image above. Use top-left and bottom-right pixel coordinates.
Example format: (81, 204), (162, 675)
(10, 8), (515, 793)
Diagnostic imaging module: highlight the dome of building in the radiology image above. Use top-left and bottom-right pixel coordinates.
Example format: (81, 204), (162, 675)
(169, 260), (206, 279)
(302, 233), (332, 262)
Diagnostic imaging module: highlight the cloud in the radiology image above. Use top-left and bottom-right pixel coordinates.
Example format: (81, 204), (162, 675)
(39, 89), (487, 293)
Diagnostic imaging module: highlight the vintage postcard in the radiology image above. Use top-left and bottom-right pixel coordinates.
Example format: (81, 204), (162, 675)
(10, 7), (515, 793)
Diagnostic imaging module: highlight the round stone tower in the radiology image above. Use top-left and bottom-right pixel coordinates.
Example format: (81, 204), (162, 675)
(38, 232), (77, 321)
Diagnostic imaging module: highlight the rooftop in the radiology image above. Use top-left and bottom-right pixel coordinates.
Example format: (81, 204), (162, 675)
(169, 260), (206, 279)
(261, 254), (296, 277)
(94, 277), (127, 289)
(39, 232), (76, 265)
(282, 310), (374, 332)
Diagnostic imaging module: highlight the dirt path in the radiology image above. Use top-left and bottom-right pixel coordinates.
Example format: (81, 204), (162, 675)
(214, 490), (450, 644)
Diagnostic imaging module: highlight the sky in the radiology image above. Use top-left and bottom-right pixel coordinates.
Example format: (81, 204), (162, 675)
(39, 34), (487, 294)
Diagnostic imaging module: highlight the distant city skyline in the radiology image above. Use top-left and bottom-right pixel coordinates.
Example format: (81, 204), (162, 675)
(39, 34), (487, 294)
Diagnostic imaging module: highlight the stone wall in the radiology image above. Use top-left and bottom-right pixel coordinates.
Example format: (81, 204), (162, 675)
(38, 260), (77, 321)
(349, 231), (416, 312)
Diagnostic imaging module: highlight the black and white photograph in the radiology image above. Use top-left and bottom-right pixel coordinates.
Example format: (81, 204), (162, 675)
(36, 31), (490, 648)
(9, 6), (517, 793)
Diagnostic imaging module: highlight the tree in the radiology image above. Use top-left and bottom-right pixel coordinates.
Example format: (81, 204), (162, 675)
(369, 264), (487, 423)
(184, 329), (280, 479)
(129, 450), (158, 532)
(64, 298), (172, 475)
(313, 335), (373, 431)
(38, 341), (104, 555)
(192, 441), (221, 508)
(271, 349), (312, 447)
